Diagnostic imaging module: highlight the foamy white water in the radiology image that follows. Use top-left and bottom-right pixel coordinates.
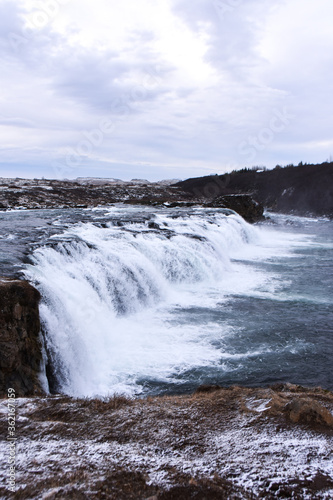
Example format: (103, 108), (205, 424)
(23, 208), (333, 396)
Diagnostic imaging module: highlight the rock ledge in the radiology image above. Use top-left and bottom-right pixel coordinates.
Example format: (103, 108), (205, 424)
(0, 278), (44, 396)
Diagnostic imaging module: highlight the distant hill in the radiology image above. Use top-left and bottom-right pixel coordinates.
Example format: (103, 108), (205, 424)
(176, 162), (333, 217)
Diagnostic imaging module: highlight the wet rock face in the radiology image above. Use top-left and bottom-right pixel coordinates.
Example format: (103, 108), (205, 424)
(208, 194), (265, 223)
(0, 278), (44, 396)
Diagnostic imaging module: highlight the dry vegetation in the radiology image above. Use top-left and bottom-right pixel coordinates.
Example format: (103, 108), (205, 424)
(0, 384), (333, 499)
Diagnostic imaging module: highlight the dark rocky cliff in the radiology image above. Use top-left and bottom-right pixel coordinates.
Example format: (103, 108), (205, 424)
(0, 278), (45, 396)
(176, 162), (333, 217)
(207, 194), (264, 223)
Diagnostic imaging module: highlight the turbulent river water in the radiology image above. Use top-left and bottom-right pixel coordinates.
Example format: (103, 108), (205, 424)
(0, 206), (332, 397)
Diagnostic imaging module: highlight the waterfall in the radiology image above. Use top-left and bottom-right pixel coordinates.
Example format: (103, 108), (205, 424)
(25, 210), (258, 397)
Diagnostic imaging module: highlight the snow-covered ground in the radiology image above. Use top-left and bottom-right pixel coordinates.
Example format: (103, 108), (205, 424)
(0, 385), (332, 499)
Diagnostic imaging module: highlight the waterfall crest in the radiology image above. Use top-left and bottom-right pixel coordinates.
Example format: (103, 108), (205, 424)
(25, 210), (257, 396)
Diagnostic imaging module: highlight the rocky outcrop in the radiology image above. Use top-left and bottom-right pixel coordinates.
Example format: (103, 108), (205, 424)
(284, 398), (333, 427)
(0, 278), (44, 396)
(207, 194), (265, 223)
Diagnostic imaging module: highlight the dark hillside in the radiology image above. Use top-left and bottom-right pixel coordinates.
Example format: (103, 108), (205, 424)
(176, 162), (333, 217)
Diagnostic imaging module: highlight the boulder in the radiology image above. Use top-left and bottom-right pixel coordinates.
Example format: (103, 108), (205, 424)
(0, 278), (45, 396)
(207, 194), (264, 223)
(148, 221), (160, 230)
(284, 398), (333, 428)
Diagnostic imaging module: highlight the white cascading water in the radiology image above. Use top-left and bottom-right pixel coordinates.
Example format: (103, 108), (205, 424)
(25, 210), (260, 397)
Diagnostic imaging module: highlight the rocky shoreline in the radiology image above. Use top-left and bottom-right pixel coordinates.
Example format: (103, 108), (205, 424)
(0, 178), (190, 210)
(0, 177), (264, 223)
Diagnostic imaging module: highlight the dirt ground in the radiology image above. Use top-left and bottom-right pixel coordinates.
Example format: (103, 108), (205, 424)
(0, 384), (333, 499)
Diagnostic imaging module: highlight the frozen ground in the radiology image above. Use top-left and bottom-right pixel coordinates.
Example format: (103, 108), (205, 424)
(0, 384), (332, 499)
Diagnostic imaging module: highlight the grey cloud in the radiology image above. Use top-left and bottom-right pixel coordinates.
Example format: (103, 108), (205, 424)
(0, 0), (332, 180)
(0, 6), (171, 115)
(171, 0), (280, 78)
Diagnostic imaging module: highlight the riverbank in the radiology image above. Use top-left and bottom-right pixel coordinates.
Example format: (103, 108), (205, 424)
(0, 177), (264, 223)
(0, 384), (332, 499)
(0, 178), (189, 210)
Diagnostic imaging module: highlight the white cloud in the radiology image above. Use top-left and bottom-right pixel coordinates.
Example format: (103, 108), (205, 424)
(0, 0), (332, 180)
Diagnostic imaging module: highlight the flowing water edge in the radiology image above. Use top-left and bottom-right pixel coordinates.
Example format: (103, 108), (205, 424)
(0, 206), (332, 397)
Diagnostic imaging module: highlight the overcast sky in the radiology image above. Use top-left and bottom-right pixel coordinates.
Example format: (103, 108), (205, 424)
(0, 0), (333, 180)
